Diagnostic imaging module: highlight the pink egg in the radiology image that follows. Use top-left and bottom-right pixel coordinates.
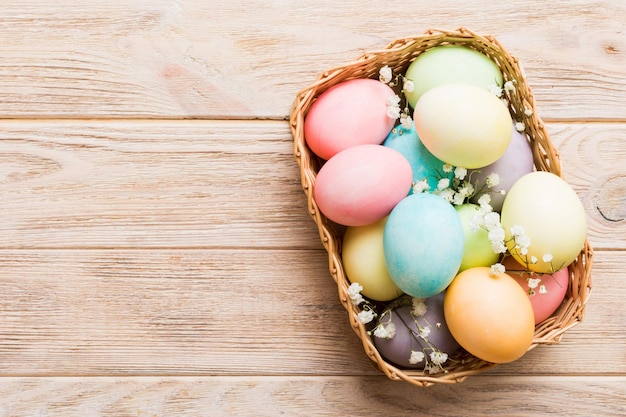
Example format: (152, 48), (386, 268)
(504, 258), (570, 324)
(304, 79), (397, 160)
(313, 144), (412, 226)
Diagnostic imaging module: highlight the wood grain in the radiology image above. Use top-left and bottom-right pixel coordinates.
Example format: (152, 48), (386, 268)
(0, 248), (622, 376)
(0, 1), (624, 119)
(0, 121), (623, 249)
(0, 376), (623, 417)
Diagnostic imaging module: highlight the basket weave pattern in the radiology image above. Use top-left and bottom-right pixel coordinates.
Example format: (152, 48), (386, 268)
(290, 27), (593, 386)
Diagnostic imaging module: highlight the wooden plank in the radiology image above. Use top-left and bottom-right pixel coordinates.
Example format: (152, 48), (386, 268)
(0, 248), (622, 376)
(0, 376), (623, 416)
(0, 120), (623, 249)
(0, 1), (624, 119)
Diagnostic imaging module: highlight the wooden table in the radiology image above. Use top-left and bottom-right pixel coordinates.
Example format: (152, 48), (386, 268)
(1, 1), (624, 415)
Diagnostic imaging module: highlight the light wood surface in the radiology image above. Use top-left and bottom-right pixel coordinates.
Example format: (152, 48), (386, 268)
(0, 1), (624, 416)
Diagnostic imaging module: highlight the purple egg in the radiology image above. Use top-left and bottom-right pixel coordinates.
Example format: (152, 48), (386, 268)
(468, 125), (534, 212)
(372, 293), (459, 369)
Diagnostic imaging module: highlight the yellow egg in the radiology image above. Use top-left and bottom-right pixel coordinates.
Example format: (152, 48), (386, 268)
(342, 217), (404, 301)
(501, 171), (587, 273)
(444, 267), (535, 363)
(414, 83), (512, 169)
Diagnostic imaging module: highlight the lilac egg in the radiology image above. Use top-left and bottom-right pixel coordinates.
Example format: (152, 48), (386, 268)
(468, 125), (534, 212)
(372, 293), (460, 369)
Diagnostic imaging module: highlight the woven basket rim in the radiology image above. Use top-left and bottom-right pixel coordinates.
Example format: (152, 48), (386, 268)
(290, 26), (593, 387)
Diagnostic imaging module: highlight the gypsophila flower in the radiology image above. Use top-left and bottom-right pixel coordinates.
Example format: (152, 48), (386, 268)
(373, 322), (396, 339)
(485, 172), (500, 188)
(515, 122), (526, 132)
(490, 263), (506, 276)
(442, 163), (453, 173)
(412, 298), (428, 317)
(528, 278), (542, 289)
(437, 178), (450, 191)
(515, 234), (531, 252)
(524, 107), (533, 117)
(543, 253), (553, 263)
(478, 194), (493, 213)
(488, 227), (507, 254)
(510, 225), (525, 237)
(504, 80), (516, 92)
(429, 351), (448, 366)
(379, 65), (393, 84)
(403, 79), (415, 93)
(484, 212), (501, 229)
(400, 113), (413, 129)
(531, 256), (538, 264)
(386, 95), (401, 119)
(452, 191), (466, 206)
(469, 213), (484, 232)
(425, 363), (442, 374)
(347, 282), (365, 305)
(437, 188), (455, 203)
(357, 309), (375, 324)
(409, 350), (425, 365)
(488, 84), (503, 97)
(539, 285), (547, 294)
(520, 246), (529, 255)
(412, 179), (430, 194)
(419, 326), (431, 340)
(454, 167), (467, 180)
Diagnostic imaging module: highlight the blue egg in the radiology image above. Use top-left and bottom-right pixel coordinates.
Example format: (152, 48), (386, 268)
(383, 193), (464, 298)
(383, 123), (451, 194)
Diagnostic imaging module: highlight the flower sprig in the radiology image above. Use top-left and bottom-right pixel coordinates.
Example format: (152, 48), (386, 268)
(379, 65), (414, 130)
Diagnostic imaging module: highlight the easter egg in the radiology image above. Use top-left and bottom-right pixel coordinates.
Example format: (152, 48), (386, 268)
(500, 171), (587, 273)
(342, 217), (404, 302)
(444, 267), (535, 363)
(373, 294), (460, 369)
(469, 125), (534, 212)
(383, 122), (452, 193)
(304, 78), (397, 160)
(503, 257), (569, 324)
(404, 45), (503, 108)
(314, 144), (412, 227)
(455, 204), (500, 271)
(414, 83), (512, 169)
(383, 193), (464, 298)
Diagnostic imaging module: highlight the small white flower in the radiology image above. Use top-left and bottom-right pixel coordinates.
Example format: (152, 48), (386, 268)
(419, 326), (431, 340)
(386, 95), (401, 119)
(452, 191), (466, 206)
(357, 309), (375, 324)
(485, 173), (500, 188)
(528, 277), (542, 289)
(425, 363), (442, 374)
(442, 163), (453, 173)
(412, 179), (430, 194)
(437, 178), (450, 191)
(412, 298), (428, 317)
(492, 241), (507, 254)
(524, 107), (533, 117)
(520, 247), (529, 255)
(487, 84), (503, 97)
(543, 253), (553, 263)
(516, 234), (531, 250)
(454, 167), (467, 180)
(539, 285), (547, 294)
(531, 256), (538, 264)
(510, 225), (525, 237)
(469, 213), (484, 232)
(403, 79), (415, 93)
(484, 212), (501, 229)
(409, 350), (425, 364)
(373, 322), (396, 339)
(400, 113), (413, 129)
(379, 65), (392, 84)
(490, 263), (505, 276)
(347, 282), (365, 305)
(504, 80), (516, 92)
(478, 193), (491, 207)
(437, 188), (455, 203)
(515, 122), (526, 132)
(429, 351), (448, 366)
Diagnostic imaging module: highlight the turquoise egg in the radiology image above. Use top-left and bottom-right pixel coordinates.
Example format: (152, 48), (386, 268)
(383, 193), (464, 298)
(383, 123), (451, 193)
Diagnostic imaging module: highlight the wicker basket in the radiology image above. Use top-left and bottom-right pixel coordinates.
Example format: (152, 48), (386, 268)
(290, 27), (593, 386)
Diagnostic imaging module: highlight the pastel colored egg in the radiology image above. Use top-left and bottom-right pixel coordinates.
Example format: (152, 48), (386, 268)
(455, 204), (500, 271)
(383, 122), (452, 193)
(444, 267), (535, 363)
(414, 83), (512, 169)
(342, 217), (404, 302)
(314, 144), (412, 227)
(404, 45), (503, 108)
(469, 125), (534, 212)
(500, 171), (587, 273)
(503, 257), (570, 324)
(304, 78), (397, 160)
(373, 294), (460, 369)
(383, 193), (465, 298)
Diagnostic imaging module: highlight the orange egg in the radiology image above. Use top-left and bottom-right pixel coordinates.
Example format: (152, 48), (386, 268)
(444, 267), (535, 363)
